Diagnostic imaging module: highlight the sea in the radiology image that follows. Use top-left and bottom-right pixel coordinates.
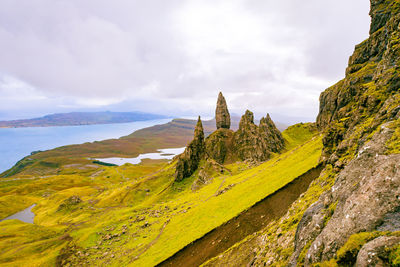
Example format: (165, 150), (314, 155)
(0, 119), (171, 174)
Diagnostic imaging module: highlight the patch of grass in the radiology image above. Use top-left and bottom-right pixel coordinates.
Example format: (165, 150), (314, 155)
(282, 122), (317, 150)
(0, 220), (67, 266)
(336, 231), (382, 265)
(386, 119), (400, 154)
(389, 244), (400, 266)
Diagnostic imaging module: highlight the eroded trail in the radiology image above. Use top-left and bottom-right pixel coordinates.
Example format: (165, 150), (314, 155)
(157, 164), (323, 267)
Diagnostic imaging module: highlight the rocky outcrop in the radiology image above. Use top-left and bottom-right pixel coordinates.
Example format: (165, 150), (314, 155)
(205, 128), (235, 164)
(290, 0), (400, 265)
(259, 114), (285, 153)
(175, 117), (205, 181)
(234, 110), (267, 162)
(216, 92), (231, 129)
(234, 110), (285, 162)
(316, 0), (400, 163)
(356, 236), (400, 267)
(290, 124), (400, 265)
(175, 94), (285, 180)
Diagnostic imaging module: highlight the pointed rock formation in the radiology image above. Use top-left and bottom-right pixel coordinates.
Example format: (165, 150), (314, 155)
(174, 116), (205, 181)
(234, 110), (285, 162)
(175, 94), (285, 181)
(259, 114), (285, 153)
(234, 110), (267, 162)
(215, 92), (231, 129)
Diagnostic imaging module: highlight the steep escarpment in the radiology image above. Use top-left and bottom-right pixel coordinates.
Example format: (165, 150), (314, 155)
(175, 93), (285, 181)
(317, 0), (400, 164)
(290, 0), (400, 264)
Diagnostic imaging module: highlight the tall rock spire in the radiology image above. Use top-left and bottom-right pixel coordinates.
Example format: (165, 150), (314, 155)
(215, 92), (231, 129)
(175, 116), (205, 181)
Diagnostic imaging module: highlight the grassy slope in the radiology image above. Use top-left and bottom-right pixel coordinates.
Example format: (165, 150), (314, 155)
(0, 123), (318, 267)
(135, 135), (322, 266)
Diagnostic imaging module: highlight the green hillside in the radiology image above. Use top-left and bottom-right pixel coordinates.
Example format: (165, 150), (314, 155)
(0, 123), (321, 266)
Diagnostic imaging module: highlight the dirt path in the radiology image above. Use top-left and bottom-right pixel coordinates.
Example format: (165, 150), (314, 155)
(157, 164), (323, 267)
(130, 220), (170, 262)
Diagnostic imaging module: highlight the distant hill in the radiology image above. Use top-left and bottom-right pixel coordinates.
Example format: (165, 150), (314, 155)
(0, 111), (169, 128)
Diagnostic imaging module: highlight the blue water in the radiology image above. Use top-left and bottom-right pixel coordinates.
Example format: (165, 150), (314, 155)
(0, 119), (170, 173)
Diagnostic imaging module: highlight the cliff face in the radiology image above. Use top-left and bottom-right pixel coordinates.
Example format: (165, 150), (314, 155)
(291, 0), (400, 265)
(317, 0), (400, 164)
(202, 1), (400, 266)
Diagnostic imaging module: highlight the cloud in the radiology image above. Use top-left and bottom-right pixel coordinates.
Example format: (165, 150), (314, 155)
(0, 0), (371, 122)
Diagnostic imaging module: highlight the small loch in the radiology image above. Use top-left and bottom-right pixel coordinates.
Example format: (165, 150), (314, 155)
(0, 204), (36, 224)
(95, 147), (185, 166)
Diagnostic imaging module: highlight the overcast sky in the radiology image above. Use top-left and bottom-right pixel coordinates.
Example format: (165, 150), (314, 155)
(0, 0), (370, 123)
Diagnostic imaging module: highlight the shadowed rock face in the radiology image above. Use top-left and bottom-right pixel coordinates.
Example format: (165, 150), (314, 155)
(216, 92), (231, 130)
(205, 128), (235, 164)
(175, 117), (205, 181)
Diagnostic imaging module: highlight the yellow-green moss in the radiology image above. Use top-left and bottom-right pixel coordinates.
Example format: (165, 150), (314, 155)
(386, 119), (400, 154)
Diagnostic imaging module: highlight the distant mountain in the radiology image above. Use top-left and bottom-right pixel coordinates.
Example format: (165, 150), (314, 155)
(0, 111), (169, 128)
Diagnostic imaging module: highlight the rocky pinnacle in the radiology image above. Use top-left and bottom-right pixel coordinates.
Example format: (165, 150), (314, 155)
(215, 92), (231, 129)
(174, 116), (205, 181)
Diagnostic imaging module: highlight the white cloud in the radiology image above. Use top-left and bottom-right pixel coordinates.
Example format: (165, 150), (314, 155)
(0, 0), (371, 122)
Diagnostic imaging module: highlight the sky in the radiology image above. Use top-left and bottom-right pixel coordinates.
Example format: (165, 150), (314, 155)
(0, 0), (371, 123)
